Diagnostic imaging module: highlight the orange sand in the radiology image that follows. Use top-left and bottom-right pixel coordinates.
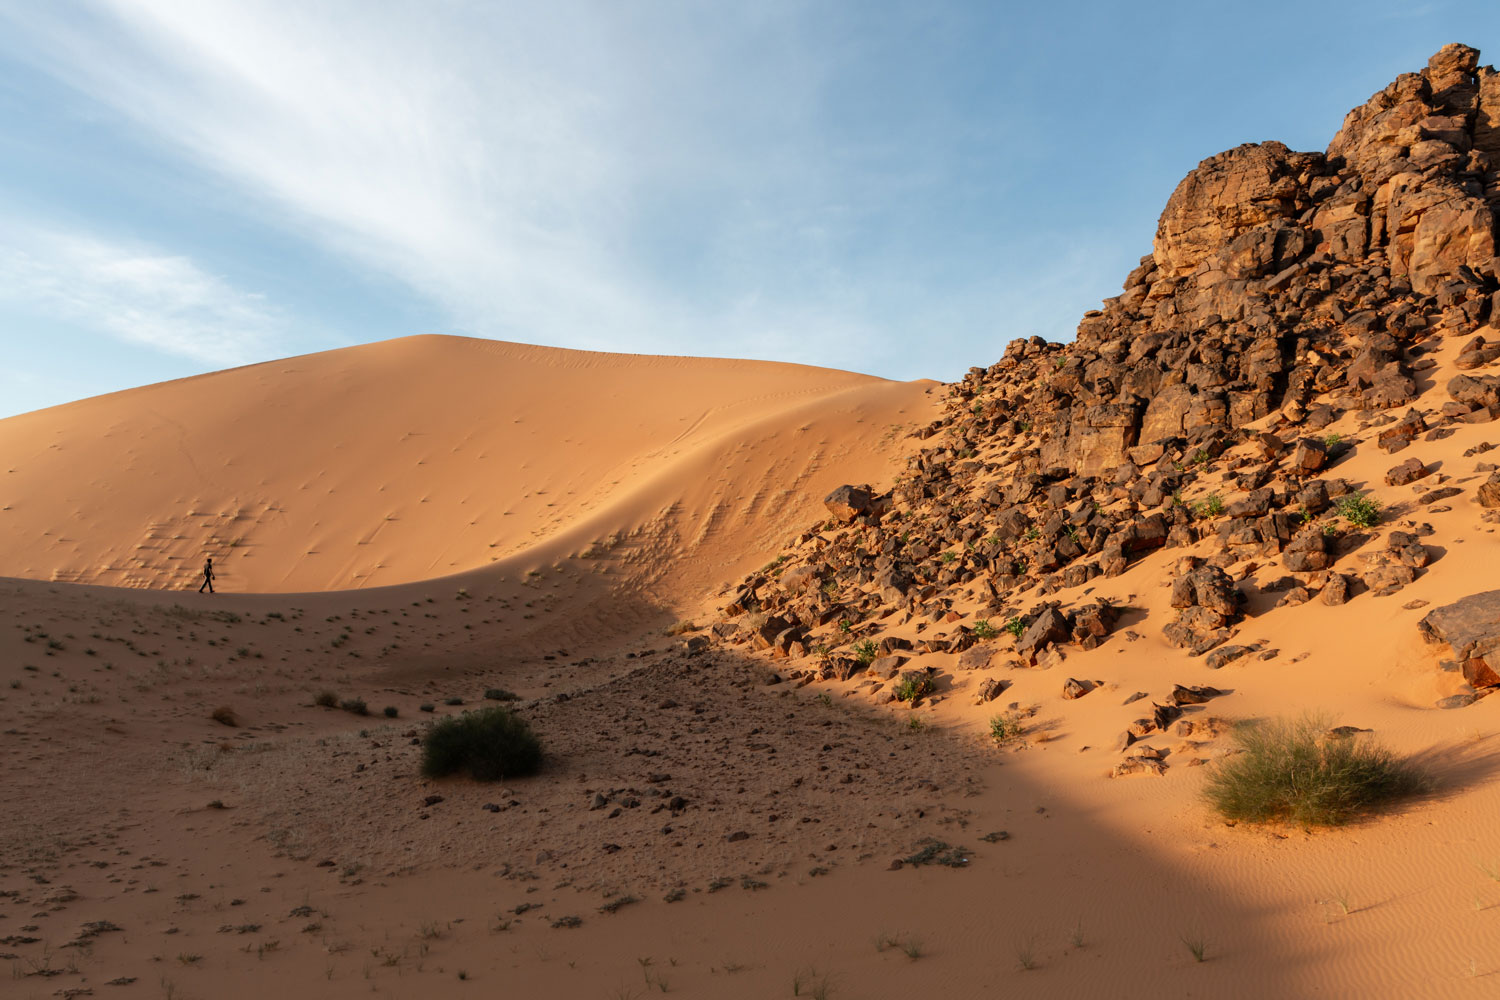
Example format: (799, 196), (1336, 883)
(3, 334), (1500, 998)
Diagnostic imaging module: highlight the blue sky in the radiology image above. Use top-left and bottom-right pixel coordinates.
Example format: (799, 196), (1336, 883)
(1, 1), (1497, 418)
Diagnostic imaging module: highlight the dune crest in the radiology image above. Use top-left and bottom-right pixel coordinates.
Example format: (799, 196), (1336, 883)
(0, 334), (936, 595)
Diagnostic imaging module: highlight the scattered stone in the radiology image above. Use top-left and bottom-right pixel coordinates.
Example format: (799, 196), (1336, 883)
(1171, 684), (1225, 706)
(1385, 457), (1429, 486)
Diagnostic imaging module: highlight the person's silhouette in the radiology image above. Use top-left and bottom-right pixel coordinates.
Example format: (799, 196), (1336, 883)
(199, 557), (215, 594)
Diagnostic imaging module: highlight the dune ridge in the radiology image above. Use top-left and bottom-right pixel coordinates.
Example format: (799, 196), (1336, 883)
(0, 333), (936, 596)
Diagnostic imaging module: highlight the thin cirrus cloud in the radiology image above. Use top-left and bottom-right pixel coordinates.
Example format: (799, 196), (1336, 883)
(0, 222), (284, 366)
(0, 0), (747, 356)
(0, 0), (1054, 380)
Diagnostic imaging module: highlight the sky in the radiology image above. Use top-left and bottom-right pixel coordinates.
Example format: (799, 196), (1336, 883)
(1, 1), (1498, 418)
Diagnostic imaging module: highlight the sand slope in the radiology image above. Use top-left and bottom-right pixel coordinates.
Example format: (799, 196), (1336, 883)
(0, 335), (936, 595)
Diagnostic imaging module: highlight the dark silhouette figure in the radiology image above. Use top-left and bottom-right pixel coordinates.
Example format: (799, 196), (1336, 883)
(199, 557), (215, 594)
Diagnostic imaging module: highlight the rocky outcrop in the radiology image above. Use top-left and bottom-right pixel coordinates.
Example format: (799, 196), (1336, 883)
(710, 45), (1492, 699)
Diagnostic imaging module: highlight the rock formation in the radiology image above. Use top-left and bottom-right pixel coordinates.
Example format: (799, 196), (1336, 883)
(710, 44), (1500, 711)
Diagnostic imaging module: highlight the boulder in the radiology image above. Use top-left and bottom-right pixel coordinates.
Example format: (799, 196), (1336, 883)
(1152, 141), (1310, 279)
(1289, 438), (1328, 476)
(1385, 457), (1428, 486)
(823, 485), (874, 522)
(1419, 591), (1500, 688)
(1478, 472), (1500, 508)
(1015, 607), (1069, 664)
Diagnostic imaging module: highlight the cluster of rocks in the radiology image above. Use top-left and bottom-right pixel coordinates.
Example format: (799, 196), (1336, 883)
(707, 45), (1496, 705)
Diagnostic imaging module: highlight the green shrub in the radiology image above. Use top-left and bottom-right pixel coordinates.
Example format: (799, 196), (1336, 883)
(1336, 492), (1381, 529)
(1192, 493), (1225, 518)
(851, 639), (878, 665)
(421, 707), (542, 781)
(972, 619), (998, 640)
(989, 711), (1026, 742)
(313, 690), (338, 708)
(895, 670), (935, 704)
(1203, 715), (1425, 826)
(484, 688), (519, 702)
(340, 697), (368, 716)
(1004, 616), (1025, 639)
(383, 705), (399, 718)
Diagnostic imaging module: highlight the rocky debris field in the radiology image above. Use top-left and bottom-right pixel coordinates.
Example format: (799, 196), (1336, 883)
(709, 43), (1500, 761)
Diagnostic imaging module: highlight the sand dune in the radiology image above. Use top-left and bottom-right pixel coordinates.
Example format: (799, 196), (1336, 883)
(0, 334), (936, 596)
(12, 42), (1500, 999)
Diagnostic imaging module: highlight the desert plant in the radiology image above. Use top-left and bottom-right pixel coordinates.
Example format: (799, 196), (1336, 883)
(1192, 493), (1225, 518)
(972, 619), (998, 640)
(444, 696), (465, 706)
(313, 690), (338, 708)
(1004, 616), (1025, 639)
(484, 688), (519, 702)
(421, 707), (542, 781)
(419, 703), (435, 713)
(211, 705), (238, 727)
(990, 711), (1026, 742)
(1182, 934), (1207, 962)
(851, 639), (878, 665)
(894, 671), (935, 704)
(339, 697), (368, 716)
(1336, 492), (1381, 528)
(1202, 715), (1425, 826)
(383, 705), (399, 718)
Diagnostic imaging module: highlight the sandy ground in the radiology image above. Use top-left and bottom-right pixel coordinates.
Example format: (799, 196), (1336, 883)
(4, 335), (1500, 998)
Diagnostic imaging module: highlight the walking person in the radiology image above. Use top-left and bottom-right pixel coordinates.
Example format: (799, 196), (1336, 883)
(198, 556), (215, 594)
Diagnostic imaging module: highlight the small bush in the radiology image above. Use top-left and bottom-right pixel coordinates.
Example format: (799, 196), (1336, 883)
(444, 696), (465, 706)
(894, 670), (935, 704)
(383, 705), (399, 718)
(990, 711), (1026, 742)
(851, 639), (878, 665)
(1203, 715), (1425, 826)
(1004, 616), (1025, 639)
(211, 705), (238, 727)
(1336, 492), (1381, 528)
(313, 690), (338, 708)
(419, 703), (435, 713)
(1192, 493), (1225, 518)
(421, 707), (542, 781)
(972, 619), (998, 640)
(340, 697), (369, 716)
(484, 688), (519, 702)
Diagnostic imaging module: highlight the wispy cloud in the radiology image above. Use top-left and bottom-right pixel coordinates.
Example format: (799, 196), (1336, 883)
(0, 223), (284, 365)
(0, 1), (694, 349)
(0, 0), (1018, 373)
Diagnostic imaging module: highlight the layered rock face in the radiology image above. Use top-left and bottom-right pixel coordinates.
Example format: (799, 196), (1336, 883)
(708, 45), (1498, 679)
